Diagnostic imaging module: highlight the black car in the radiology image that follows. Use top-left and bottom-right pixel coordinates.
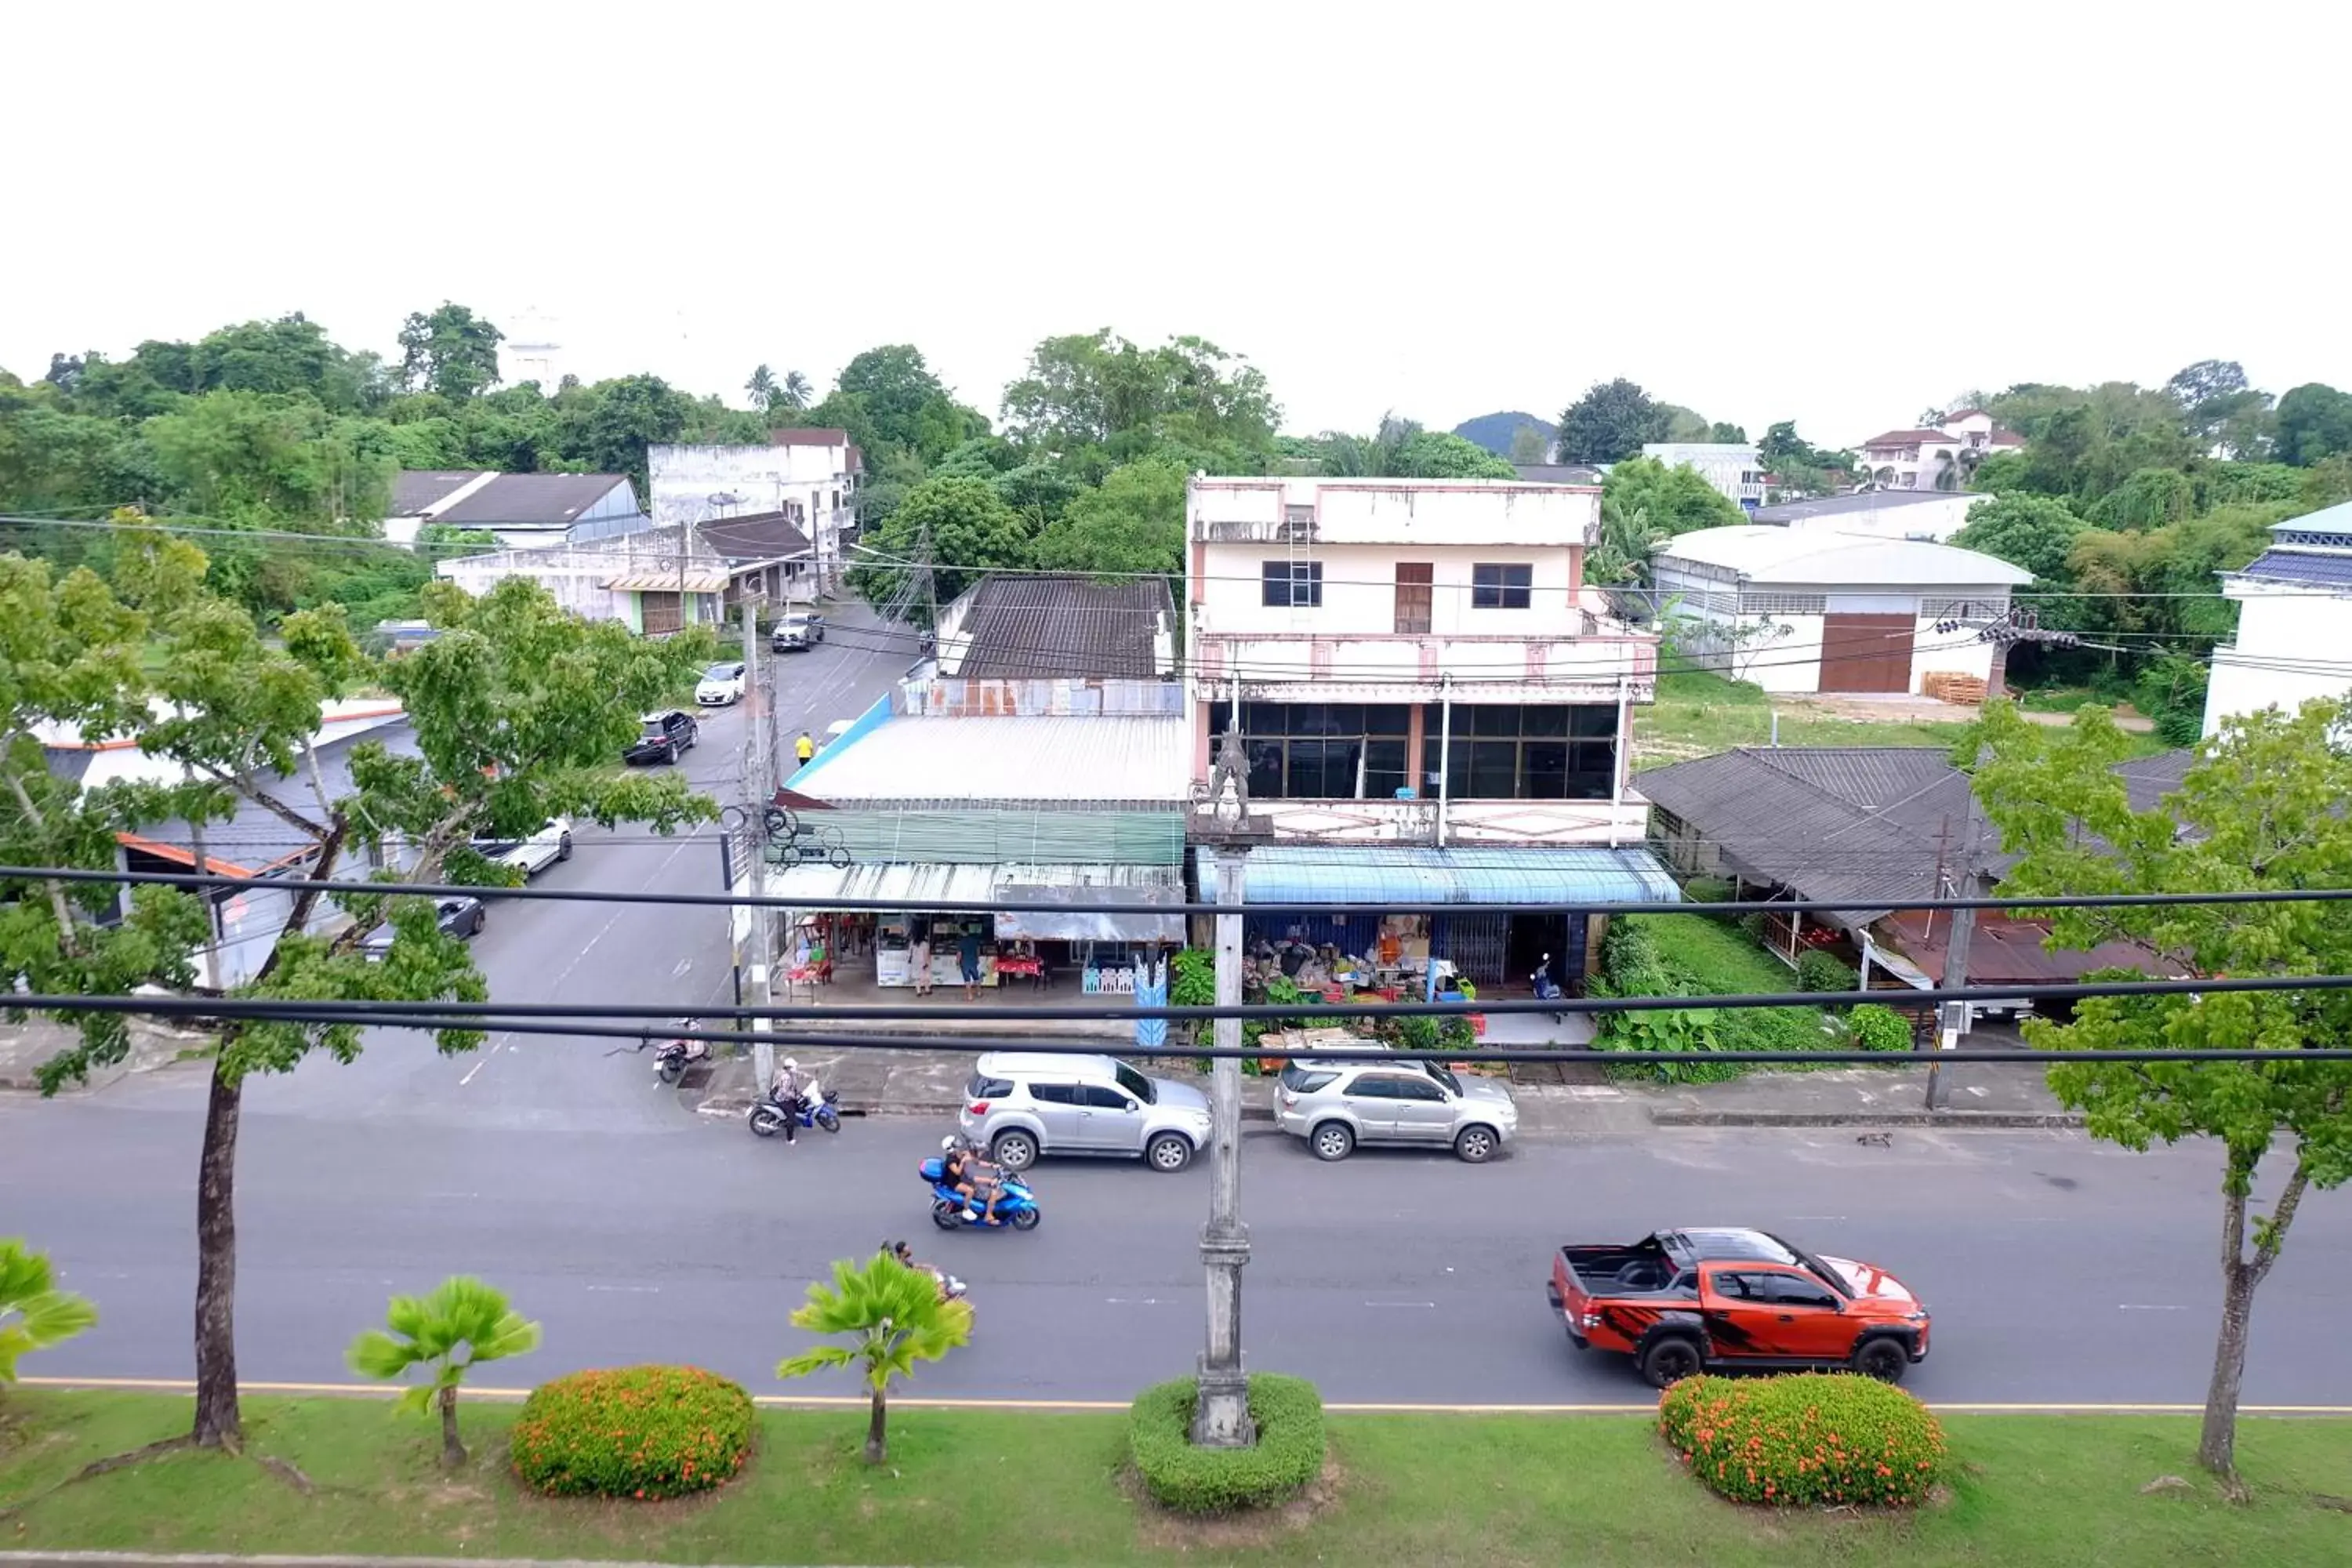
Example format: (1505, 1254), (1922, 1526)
(359, 896), (485, 960)
(626, 709), (699, 765)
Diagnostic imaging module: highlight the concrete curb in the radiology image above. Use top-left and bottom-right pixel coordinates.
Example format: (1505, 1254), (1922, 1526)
(1648, 1109), (2085, 1129)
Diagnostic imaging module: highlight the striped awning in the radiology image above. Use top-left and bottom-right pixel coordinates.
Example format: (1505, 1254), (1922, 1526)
(1194, 845), (1682, 907)
(604, 572), (730, 593)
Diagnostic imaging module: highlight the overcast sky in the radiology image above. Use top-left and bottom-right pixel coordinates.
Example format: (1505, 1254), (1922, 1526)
(13, 2), (2347, 447)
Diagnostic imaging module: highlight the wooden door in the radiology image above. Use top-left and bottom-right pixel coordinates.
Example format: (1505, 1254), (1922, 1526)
(639, 591), (683, 637)
(1394, 562), (1433, 633)
(1818, 613), (1913, 692)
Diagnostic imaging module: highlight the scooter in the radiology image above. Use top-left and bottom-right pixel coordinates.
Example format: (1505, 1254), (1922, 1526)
(641, 1021), (711, 1085)
(920, 1142), (1040, 1232)
(749, 1081), (842, 1136)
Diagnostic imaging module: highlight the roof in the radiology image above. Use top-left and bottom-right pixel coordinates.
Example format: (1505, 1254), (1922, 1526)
(1945, 408), (1993, 422)
(431, 474), (635, 528)
(1193, 845), (1682, 906)
(788, 716), (1192, 808)
(2113, 749), (2196, 815)
(1511, 463), (1605, 486)
(764, 862), (1184, 942)
(2233, 550), (2352, 588)
(768, 427), (851, 447)
(949, 574), (1173, 679)
(1878, 906), (2169, 987)
(1653, 526), (2033, 586)
(696, 510), (812, 562)
(390, 471), (484, 514)
(1751, 490), (1976, 524)
(2272, 499), (2352, 538)
(1666, 1229), (1802, 1265)
(1859, 429), (1955, 447)
(1988, 430), (2026, 446)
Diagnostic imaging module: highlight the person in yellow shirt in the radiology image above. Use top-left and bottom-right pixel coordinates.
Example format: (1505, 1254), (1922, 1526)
(794, 731), (815, 769)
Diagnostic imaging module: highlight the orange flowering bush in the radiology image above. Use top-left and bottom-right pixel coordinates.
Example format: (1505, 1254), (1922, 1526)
(1658, 1373), (1944, 1508)
(510, 1365), (755, 1499)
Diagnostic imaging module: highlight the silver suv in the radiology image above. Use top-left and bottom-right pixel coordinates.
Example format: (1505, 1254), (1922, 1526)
(959, 1051), (1211, 1173)
(1274, 1057), (1518, 1163)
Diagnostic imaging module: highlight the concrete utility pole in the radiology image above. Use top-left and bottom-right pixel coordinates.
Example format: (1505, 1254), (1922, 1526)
(1927, 766), (1989, 1111)
(742, 597), (777, 1091)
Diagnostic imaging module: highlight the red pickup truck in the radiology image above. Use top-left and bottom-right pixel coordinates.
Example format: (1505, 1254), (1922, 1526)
(1545, 1226), (1930, 1388)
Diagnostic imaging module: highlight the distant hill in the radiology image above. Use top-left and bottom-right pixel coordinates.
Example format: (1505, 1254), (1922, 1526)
(1453, 411), (1556, 459)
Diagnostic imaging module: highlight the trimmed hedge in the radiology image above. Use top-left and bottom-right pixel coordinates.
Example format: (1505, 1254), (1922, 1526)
(1847, 1003), (1913, 1053)
(1129, 1374), (1325, 1514)
(511, 1365), (755, 1499)
(1795, 949), (1857, 994)
(1658, 1373), (1945, 1508)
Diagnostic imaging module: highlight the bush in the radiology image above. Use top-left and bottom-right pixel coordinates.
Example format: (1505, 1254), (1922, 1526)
(511, 1365), (755, 1499)
(1795, 949), (1857, 994)
(1847, 1003), (1913, 1053)
(1737, 912), (1767, 944)
(1682, 875), (1735, 905)
(1129, 1374), (1325, 1514)
(1659, 1374), (1945, 1508)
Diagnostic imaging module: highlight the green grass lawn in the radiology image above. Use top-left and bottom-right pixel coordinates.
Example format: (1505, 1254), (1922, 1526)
(1620, 911), (1796, 989)
(1636, 671), (1973, 770)
(5, 1391), (2347, 1566)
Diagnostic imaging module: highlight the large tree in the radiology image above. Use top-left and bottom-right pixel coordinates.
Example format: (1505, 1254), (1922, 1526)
(847, 476), (1036, 624)
(833, 345), (988, 466)
(396, 304), (504, 401)
(1395, 430), (1515, 479)
(1599, 456), (1744, 539)
(34, 544), (717, 1450)
(555, 373), (694, 493)
(1971, 696), (2352, 1497)
(1555, 378), (1673, 465)
(1000, 330), (1277, 470)
(1031, 456), (1185, 577)
(2272, 383), (2352, 468)
(1950, 494), (2089, 583)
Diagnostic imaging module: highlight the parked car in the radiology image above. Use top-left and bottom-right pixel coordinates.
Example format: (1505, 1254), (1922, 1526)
(471, 817), (573, 878)
(1273, 1056), (1516, 1163)
(959, 1051), (1211, 1172)
(1546, 1226), (1931, 1388)
(625, 709), (699, 765)
(695, 661), (747, 706)
(358, 896), (485, 960)
(771, 613), (825, 651)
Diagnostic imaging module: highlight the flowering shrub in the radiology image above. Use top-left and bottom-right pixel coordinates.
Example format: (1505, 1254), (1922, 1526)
(510, 1365), (755, 1499)
(1658, 1373), (1944, 1508)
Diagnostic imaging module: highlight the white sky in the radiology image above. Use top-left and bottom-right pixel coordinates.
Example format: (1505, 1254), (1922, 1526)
(13, 1), (2348, 448)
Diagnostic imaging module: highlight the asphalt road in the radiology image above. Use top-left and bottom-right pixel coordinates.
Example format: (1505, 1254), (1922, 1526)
(6, 1092), (2345, 1410)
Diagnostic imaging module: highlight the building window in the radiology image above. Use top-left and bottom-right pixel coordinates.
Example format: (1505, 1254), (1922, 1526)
(1236, 702), (1412, 800)
(1261, 561), (1323, 608)
(1737, 592), (1828, 615)
(1471, 563), (1534, 609)
(1421, 704), (1617, 800)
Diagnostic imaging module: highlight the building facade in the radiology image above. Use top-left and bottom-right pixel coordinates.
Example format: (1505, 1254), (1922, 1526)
(383, 471), (651, 549)
(1854, 410), (2024, 492)
(648, 432), (861, 596)
(1749, 488), (1987, 543)
(1640, 441), (1766, 512)
(2201, 502), (2352, 735)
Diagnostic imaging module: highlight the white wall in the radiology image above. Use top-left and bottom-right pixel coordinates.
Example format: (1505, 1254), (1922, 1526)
(1196, 542), (1581, 637)
(650, 444), (854, 589)
(1189, 477), (1597, 550)
(2202, 583), (2352, 735)
(2203, 649), (2352, 737)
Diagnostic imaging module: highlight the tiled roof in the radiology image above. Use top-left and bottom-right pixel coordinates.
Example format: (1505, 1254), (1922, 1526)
(2236, 549), (2352, 587)
(1860, 429), (1955, 447)
(2113, 749), (2195, 815)
(768, 427), (851, 447)
(952, 574), (1173, 679)
(696, 510), (812, 562)
(390, 470), (483, 514)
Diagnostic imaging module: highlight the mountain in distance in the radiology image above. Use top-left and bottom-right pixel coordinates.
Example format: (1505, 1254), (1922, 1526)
(1453, 410), (1556, 459)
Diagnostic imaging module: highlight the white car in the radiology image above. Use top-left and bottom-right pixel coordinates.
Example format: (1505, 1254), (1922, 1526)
(474, 817), (573, 878)
(695, 661), (747, 706)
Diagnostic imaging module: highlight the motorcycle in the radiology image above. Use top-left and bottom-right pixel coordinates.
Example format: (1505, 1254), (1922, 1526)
(641, 1020), (711, 1086)
(748, 1080), (842, 1137)
(920, 1146), (1040, 1232)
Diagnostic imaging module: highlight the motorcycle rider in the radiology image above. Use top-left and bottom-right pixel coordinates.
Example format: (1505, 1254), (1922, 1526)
(939, 1135), (1005, 1225)
(881, 1239), (957, 1302)
(769, 1057), (808, 1145)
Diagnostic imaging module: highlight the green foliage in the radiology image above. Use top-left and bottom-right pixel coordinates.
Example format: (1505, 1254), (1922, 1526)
(1795, 949), (1857, 994)
(1001, 329), (1279, 473)
(1950, 495), (2088, 583)
(1169, 947), (1217, 1009)
(1557, 378), (1671, 464)
(2273, 383), (2352, 466)
(1592, 916), (1831, 1081)
(1030, 456), (1185, 578)
(777, 1254), (972, 1464)
(835, 344), (989, 466)
(1127, 1374), (1326, 1514)
(0, 1238), (99, 1382)
(510, 1366), (754, 1498)
(1393, 430), (1515, 478)
(848, 477), (1036, 623)
(347, 1276), (538, 1462)
(1847, 1004), (1913, 1053)
(395, 304), (503, 401)
(1680, 876), (1734, 904)
(1658, 1374), (1946, 1508)
(1602, 456), (1746, 539)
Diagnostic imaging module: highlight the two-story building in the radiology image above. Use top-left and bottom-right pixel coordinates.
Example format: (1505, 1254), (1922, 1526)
(1856, 410), (2024, 492)
(648, 430), (862, 596)
(2201, 500), (2352, 735)
(1641, 442), (1766, 512)
(1183, 476), (1679, 990)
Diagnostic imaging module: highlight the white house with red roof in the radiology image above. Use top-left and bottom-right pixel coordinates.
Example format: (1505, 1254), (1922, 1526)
(1856, 409), (2025, 492)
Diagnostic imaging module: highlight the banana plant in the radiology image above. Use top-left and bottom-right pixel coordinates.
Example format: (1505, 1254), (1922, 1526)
(347, 1276), (539, 1467)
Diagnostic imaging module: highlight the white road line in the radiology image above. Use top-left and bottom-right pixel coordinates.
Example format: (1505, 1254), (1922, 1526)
(671, 957), (693, 977)
(1365, 1301), (1437, 1308)
(1105, 1297), (1167, 1305)
(586, 1284), (662, 1294)
(2118, 1304), (2188, 1311)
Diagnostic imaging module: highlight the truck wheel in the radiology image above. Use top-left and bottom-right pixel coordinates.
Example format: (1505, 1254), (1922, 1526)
(1852, 1337), (1909, 1384)
(1640, 1336), (1704, 1389)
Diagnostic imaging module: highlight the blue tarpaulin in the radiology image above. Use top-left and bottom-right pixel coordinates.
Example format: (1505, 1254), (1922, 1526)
(1192, 845), (1682, 907)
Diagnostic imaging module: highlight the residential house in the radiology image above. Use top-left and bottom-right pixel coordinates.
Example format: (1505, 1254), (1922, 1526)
(1639, 745), (2176, 1000)
(2201, 500), (2352, 735)
(932, 573), (1177, 679)
(1855, 411), (2024, 492)
(383, 471), (651, 548)
(1649, 528), (2031, 695)
(1641, 442), (1766, 513)
(1182, 475), (1679, 989)
(1749, 488), (1988, 543)
(39, 702), (420, 989)
(435, 518), (811, 634)
(648, 432), (862, 597)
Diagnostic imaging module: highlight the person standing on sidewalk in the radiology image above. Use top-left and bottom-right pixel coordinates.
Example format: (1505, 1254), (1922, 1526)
(958, 925), (982, 1001)
(910, 926), (933, 997)
(794, 731), (815, 771)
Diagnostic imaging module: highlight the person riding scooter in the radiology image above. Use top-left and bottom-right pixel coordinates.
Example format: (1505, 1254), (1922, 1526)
(768, 1057), (808, 1145)
(940, 1135), (1005, 1225)
(880, 1240), (962, 1303)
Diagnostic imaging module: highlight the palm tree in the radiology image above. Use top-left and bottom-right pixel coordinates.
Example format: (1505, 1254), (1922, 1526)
(777, 1254), (971, 1465)
(1587, 498), (1668, 588)
(781, 369), (813, 411)
(347, 1276), (540, 1467)
(746, 365), (779, 411)
(1, 1239), (97, 1391)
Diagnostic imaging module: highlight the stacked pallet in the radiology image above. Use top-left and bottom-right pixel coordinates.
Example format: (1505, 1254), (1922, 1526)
(1922, 672), (1988, 705)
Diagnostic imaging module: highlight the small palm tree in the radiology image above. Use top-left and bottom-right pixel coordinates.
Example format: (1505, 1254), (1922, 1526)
(1, 1239), (98, 1392)
(781, 369), (813, 411)
(347, 1276), (540, 1467)
(746, 364), (779, 410)
(777, 1254), (971, 1465)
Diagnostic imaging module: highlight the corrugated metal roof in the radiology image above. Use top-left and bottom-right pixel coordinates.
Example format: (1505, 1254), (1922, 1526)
(1751, 491), (1973, 524)
(948, 574), (1173, 679)
(792, 717), (1191, 807)
(994, 863), (1184, 942)
(435, 474), (634, 526)
(793, 810), (1185, 865)
(1653, 527), (2033, 587)
(2236, 549), (2352, 587)
(1194, 846), (1681, 906)
(768, 861), (998, 907)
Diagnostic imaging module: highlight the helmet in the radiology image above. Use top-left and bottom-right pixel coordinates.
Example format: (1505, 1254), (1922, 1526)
(781, 1057), (798, 1071)
(941, 1134), (957, 1151)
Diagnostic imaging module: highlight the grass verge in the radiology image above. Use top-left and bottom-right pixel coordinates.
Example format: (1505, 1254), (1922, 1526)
(5, 1392), (2350, 1565)
(1636, 670), (1973, 770)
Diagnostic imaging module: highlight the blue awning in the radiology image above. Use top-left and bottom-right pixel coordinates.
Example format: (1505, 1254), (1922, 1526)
(1193, 845), (1682, 907)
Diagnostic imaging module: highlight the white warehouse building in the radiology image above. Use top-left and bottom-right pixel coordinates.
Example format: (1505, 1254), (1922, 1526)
(2201, 502), (2352, 736)
(1650, 528), (2031, 695)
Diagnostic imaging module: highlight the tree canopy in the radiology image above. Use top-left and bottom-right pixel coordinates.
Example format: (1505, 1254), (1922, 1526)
(396, 304), (503, 400)
(1599, 456), (1745, 539)
(1555, 378), (1672, 464)
(1000, 329), (1279, 475)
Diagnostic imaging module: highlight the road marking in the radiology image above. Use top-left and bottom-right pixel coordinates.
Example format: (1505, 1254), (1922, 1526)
(1364, 1301), (1436, 1308)
(457, 1048), (496, 1087)
(672, 957), (693, 978)
(586, 1284), (661, 1294)
(2118, 1304), (2188, 1311)
(1787, 1215), (1849, 1221)
(1105, 1297), (1166, 1305)
(23, 1378), (2352, 1417)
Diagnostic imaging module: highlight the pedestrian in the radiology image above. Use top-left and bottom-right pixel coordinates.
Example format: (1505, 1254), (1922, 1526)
(958, 925), (982, 1001)
(794, 730), (815, 770)
(910, 926), (932, 997)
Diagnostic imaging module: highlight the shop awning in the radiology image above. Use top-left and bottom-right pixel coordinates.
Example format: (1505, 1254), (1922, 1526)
(767, 861), (1000, 907)
(993, 864), (1185, 944)
(604, 571), (730, 593)
(1193, 845), (1682, 907)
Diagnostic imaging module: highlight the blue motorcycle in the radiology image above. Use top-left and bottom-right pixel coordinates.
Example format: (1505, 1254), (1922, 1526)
(749, 1083), (842, 1138)
(920, 1152), (1040, 1232)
